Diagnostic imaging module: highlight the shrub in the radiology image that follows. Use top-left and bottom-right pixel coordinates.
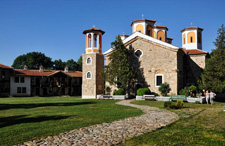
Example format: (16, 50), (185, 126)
(164, 101), (172, 108)
(176, 100), (184, 109)
(159, 82), (171, 96)
(169, 104), (177, 109)
(164, 100), (184, 109)
(179, 89), (186, 95)
(113, 88), (125, 95)
(154, 93), (159, 96)
(179, 85), (198, 97)
(137, 88), (151, 96)
(195, 101), (201, 104)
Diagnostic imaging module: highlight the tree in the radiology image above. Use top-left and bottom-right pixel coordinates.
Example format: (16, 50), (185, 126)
(77, 56), (82, 71)
(52, 59), (66, 70)
(12, 52), (53, 69)
(66, 59), (78, 71)
(159, 82), (171, 96)
(103, 36), (139, 97)
(199, 24), (225, 93)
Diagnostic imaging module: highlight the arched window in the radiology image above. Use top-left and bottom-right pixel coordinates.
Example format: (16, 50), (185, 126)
(136, 24), (144, 33)
(187, 32), (195, 43)
(183, 34), (186, 45)
(87, 72), (91, 79)
(146, 25), (153, 37)
(88, 34), (91, 48)
(94, 34), (97, 48)
(87, 57), (91, 64)
(157, 30), (165, 41)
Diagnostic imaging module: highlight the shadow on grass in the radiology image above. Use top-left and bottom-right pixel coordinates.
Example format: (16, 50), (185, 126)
(0, 102), (96, 111)
(0, 115), (71, 128)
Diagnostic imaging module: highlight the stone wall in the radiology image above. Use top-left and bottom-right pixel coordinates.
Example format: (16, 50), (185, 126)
(186, 54), (206, 85)
(105, 37), (182, 95)
(82, 53), (104, 98)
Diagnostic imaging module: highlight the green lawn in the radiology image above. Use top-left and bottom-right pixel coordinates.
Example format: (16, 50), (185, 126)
(121, 100), (225, 146)
(0, 97), (142, 146)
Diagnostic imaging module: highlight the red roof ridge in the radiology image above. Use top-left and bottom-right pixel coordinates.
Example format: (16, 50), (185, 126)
(0, 64), (13, 69)
(181, 27), (204, 32)
(131, 19), (156, 26)
(13, 69), (82, 77)
(182, 48), (208, 54)
(83, 28), (105, 34)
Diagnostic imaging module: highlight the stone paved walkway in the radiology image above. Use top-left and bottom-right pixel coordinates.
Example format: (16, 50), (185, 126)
(19, 100), (179, 146)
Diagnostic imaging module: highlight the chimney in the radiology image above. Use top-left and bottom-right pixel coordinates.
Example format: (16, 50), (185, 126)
(39, 65), (43, 72)
(64, 66), (69, 73)
(24, 65), (28, 70)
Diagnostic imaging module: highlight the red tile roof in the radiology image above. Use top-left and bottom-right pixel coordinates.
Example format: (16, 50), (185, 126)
(65, 71), (82, 77)
(83, 28), (105, 35)
(181, 27), (203, 32)
(0, 64), (13, 69)
(14, 69), (82, 77)
(182, 49), (208, 55)
(131, 19), (156, 26)
(155, 25), (168, 31)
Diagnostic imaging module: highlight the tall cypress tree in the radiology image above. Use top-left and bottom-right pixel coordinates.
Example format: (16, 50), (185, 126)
(103, 36), (139, 96)
(199, 24), (225, 93)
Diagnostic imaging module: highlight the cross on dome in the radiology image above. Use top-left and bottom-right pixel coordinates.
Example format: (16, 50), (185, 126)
(142, 14), (144, 19)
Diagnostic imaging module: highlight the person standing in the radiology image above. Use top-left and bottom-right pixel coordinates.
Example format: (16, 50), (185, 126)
(206, 90), (209, 104)
(209, 90), (216, 105)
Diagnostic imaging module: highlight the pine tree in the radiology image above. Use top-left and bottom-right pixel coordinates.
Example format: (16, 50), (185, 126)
(103, 36), (139, 97)
(199, 24), (225, 93)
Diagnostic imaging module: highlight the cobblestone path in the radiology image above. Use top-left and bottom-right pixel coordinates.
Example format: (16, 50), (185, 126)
(19, 100), (179, 146)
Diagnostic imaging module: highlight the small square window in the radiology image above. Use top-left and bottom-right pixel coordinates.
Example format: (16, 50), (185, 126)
(22, 87), (26, 93)
(17, 87), (21, 93)
(155, 74), (163, 87)
(15, 77), (19, 83)
(21, 77), (25, 83)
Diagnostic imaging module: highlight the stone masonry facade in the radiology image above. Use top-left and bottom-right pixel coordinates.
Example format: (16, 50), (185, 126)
(82, 53), (104, 98)
(105, 36), (206, 95)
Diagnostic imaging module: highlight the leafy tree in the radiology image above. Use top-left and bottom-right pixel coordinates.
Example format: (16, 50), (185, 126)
(103, 36), (139, 97)
(66, 59), (78, 71)
(12, 52), (53, 69)
(159, 82), (171, 96)
(77, 56), (82, 71)
(52, 59), (66, 70)
(198, 24), (225, 93)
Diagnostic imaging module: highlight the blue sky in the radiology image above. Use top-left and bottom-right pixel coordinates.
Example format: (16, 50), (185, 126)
(0, 0), (225, 66)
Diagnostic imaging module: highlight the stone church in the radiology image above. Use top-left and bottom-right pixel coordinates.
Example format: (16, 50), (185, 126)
(82, 18), (208, 98)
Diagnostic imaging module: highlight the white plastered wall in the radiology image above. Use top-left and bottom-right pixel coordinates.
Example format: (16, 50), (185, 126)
(10, 76), (31, 96)
(182, 29), (200, 50)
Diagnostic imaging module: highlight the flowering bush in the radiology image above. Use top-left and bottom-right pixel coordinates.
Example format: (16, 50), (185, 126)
(164, 100), (184, 109)
(179, 85), (197, 97)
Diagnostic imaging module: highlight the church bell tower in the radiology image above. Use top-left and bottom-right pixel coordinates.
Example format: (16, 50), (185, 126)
(82, 28), (105, 99)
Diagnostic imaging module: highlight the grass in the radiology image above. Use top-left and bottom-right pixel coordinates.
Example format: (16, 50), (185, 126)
(121, 100), (225, 146)
(0, 96), (143, 146)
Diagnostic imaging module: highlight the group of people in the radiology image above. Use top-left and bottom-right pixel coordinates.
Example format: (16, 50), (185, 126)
(204, 90), (216, 105)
